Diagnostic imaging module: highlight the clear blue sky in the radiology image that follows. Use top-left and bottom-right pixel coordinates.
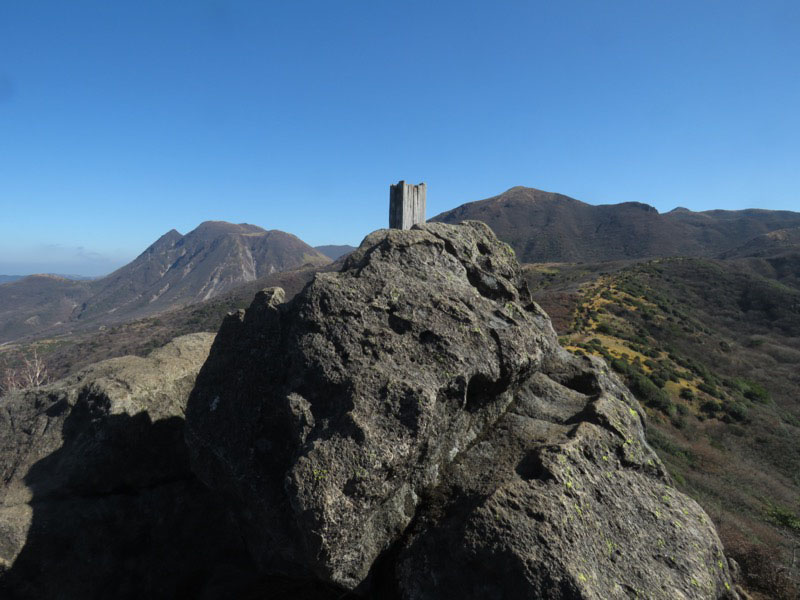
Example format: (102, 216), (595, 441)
(1, 1), (798, 275)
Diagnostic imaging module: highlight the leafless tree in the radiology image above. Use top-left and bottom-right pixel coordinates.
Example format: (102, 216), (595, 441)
(0, 348), (50, 396)
(21, 348), (49, 388)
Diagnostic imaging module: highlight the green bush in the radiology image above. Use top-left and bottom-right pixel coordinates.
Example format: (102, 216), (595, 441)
(742, 380), (770, 404)
(767, 504), (800, 532)
(698, 381), (719, 398)
(610, 358), (629, 374)
(724, 401), (748, 422)
(649, 373), (667, 389)
(596, 322), (613, 335)
(629, 373), (672, 413)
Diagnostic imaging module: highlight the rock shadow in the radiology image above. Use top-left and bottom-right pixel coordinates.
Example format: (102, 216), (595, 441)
(0, 404), (258, 600)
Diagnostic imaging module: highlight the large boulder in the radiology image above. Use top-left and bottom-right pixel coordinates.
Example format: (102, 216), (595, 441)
(185, 222), (738, 598)
(0, 333), (254, 599)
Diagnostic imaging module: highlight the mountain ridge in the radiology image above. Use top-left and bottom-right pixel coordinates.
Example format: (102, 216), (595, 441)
(431, 186), (800, 263)
(0, 221), (330, 343)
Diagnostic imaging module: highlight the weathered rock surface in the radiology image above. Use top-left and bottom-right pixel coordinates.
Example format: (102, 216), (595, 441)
(186, 221), (738, 598)
(0, 333), (254, 599)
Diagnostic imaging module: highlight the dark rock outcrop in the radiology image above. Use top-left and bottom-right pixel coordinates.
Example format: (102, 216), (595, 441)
(0, 333), (254, 599)
(186, 222), (738, 598)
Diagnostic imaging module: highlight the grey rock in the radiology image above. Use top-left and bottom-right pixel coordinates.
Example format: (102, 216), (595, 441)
(186, 222), (738, 598)
(395, 357), (736, 599)
(0, 333), (254, 599)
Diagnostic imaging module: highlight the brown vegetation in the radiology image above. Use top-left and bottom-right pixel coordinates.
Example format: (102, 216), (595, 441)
(530, 255), (800, 600)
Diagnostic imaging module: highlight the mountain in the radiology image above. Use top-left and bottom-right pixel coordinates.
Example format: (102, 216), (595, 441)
(314, 244), (356, 260)
(76, 221), (329, 323)
(431, 186), (800, 263)
(0, 221), (330, 343)
(0, 275), (24, 285)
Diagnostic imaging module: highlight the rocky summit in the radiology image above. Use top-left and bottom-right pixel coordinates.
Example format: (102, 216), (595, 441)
(186, 221), (739, 599)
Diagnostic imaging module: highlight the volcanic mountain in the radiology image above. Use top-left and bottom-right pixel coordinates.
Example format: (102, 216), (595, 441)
(0, 221), (330, 343)
(431, 186), (800, 263)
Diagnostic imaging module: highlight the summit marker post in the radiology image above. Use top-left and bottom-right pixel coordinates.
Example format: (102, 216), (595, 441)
(389, 181), (426, 229)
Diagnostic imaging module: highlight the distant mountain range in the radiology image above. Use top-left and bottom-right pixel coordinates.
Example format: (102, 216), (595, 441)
(3, 188), (799, 345)
(0, 221), (329, 343)
(0, 274), (94, 285)
(432, 186), (800, 263)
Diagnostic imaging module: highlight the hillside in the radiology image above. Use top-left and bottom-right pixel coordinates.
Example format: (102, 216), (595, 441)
(0, 221), (330, 343)
(0, 275), (93, 343)
(529, 256), (800, 598)
(432, 186), (800, 263)
(0, 266), (320, 382)
(315, 244), (356, 260)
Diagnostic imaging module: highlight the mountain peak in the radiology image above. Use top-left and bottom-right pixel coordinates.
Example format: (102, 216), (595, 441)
(500, 186), (557, 197)
(190, 221), (267, 237)
(616, 201), (659, 214)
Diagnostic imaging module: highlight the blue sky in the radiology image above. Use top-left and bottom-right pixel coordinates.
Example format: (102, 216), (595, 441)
(1, 1), (799, 275)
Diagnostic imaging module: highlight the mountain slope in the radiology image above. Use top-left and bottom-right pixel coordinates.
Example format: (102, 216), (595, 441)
(528, 257), (800, 598)
(432, 186), (800, 263)
(0, 221), (330, 343)
(314, 244), (356, 260)
(0, 275), (93, 342)
(716, 228), (800, 292)
(77, 221), (329, 323)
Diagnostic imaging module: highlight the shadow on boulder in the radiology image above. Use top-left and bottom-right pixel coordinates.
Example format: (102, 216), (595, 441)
(0, 405), (258, 600)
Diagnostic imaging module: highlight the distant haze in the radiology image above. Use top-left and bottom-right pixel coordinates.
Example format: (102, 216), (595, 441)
(0, 255), (129, 278)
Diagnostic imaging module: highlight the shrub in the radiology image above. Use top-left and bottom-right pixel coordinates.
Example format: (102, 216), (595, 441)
(743, 381), (771, 404)
(723, 401), (748, 422)
(610, 359), (629, 375)
(698, 381), (719, 398)
(649, 373), (667, 389)
(767, 503), (800, 532)
(596, 322), (613, 335)
(629, 373), (672, 413)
